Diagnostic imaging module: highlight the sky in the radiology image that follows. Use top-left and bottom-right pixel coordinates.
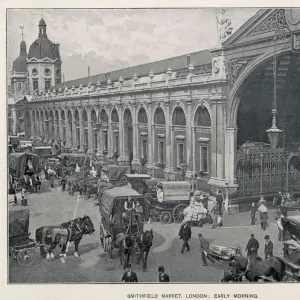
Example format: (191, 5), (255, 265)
(7, 8), (259, 83)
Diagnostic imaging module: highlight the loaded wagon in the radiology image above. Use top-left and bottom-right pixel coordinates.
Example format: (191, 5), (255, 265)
(101, 165), (131, 184)
(67, 171), (87, 196)
(9, 207), (36, 266)
(145, 181), (191, 224)
(99, 186), (145, 258)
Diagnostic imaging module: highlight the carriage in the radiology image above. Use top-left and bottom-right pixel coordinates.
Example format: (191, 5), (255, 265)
(99, 186), (145, 259)
(144, 181), (191, 224)
(67, 171), (87, 196)
(9, 207), (36, 266)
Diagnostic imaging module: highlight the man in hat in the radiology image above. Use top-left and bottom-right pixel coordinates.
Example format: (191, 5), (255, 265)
(179, 220), (191, 254)
(123, 196), (136, 224)
(157, 183), (164, 203)
(121, 264), (138, 283)
(264, 235), (273, 259)
(198, 233), (216, 266)
(245, 234), (259, 257)
(158, 266), (170, 283)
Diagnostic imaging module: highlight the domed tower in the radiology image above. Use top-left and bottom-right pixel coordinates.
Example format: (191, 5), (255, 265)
(10, 38), (28, 100)
(27, 18), (62, 93)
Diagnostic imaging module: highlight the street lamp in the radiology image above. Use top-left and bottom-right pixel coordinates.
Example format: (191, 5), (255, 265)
(181, 161), (188, 181)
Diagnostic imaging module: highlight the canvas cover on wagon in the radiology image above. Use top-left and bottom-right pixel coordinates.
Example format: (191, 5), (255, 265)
(9, 153), (39, 179)
(282, 217), (300, 240)
(9, 208), (30, 238)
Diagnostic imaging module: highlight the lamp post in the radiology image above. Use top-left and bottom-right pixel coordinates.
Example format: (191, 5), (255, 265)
(181, 161), (188, 181)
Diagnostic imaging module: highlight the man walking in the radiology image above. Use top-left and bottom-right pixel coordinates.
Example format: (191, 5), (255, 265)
(158, 266), (170, 283)
(179, 221), (191, 254)
(121, 264), (138, 283)
(264, 235), (273, 259)
(198, 233), (216, 266)
(250, 202), (257, 225)
(245, 234), (259, 257)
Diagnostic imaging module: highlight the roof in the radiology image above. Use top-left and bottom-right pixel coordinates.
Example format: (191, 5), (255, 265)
(53, 49), (212, 89)
(13, 55), (27, 73)
(9, 208), (30, 237)
(102, 185), (141, 198)
(39, 18), (46, 26)
(28, 36), (61, 60)
(125, 174), (151, 179)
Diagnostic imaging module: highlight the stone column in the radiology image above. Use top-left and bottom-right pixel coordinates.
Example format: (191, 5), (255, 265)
(30, 110), (35, 139)
(186, 99), (192, 174)
(170, 126), (174, 173)
(117, 104), (125, 164)
(106, 106), (112, 156)
(192, 126), (196, 174)
(65, 110), (72, 148)
(208, 96), (227, 188)
(11, 107), (17, 136)
(147, 101), (153, 170)
(87, 108), (93, 154)
(225, 127), (238, 186)
(52, 112), (57, 142)
(165, 100), (171, 174)
(131, 103), (139, 169)
(79, 108), (84, 152)
(71, 109), (77, 151)
(58, 110), (64, 142)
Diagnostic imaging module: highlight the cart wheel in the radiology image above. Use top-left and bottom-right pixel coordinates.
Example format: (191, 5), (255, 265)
(160, 211), (172, 224)
(17, 248), (36, 266)
(150, 211), (159, 222)
(172, 204), (188, 223)
(99, 225), (104, 249)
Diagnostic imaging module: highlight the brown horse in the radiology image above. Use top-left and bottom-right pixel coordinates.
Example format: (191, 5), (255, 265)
(135, 229), (153, 271)
(221, 255), (286, 282)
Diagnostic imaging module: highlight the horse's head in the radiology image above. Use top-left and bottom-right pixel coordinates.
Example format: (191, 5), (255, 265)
(80, 215), (95, 234)
(142, 229), (153, 247)
(221, 267), (240, 282)
(229, 255), (248, 271)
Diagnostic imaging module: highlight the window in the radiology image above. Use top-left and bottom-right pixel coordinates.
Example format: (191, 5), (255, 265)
(104, 133), (108, 151)
(177, 143), (184, 167)
(142, 139), (147, 159)
(158, 141), (164, 164)
(45, 79), (51, 91)
(44, 68), (51, 76)
(56, 78), (61, 85)
(17, 82), (22, 91)
(115, 135), (119, 152)
(200, 146), (208, 173)
(94, 133), (97, 149)
(33, 79), (38, 91)
(32, 68), (38, 75)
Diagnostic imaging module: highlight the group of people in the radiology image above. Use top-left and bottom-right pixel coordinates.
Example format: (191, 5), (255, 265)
(245, 233), (273, 260)
(121, 196), (144, 226)
(121, 264), (170, 283)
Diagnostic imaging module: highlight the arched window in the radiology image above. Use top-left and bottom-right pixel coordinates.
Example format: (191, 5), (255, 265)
(194, 106), (211, 127)
(138, 107), (148, 124)
(100, 109), (108, 123)
(111, 108), (119, 123)
(154, 107), (165, 125)
(172, 106), (186, 126)
(124, 108), (132, 124)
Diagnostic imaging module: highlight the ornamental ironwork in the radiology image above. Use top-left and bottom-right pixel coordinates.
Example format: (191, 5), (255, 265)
(253, 9), (288, 34)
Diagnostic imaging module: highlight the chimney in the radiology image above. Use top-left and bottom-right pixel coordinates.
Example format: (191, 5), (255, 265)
(88, 66), (90, 77)
(187, 55), (191, 66)
(63, 74), (65, 83)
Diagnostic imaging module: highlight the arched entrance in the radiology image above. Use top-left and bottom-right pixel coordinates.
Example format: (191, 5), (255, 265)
(111, 108), (119, 153)
(55, 110), (59, 141)
(61, 110), (66, 144)
(82, 110), (88, 152)
(40, 111), (45, 141)
(137, 107), (148, 161)
(35, 111), (40, 138)
(232, 51), (300, 200)
(44, 111), (49, 142)
(49, 111), (54, 141)
(100, 109), (109, 153)
(153, 106), (166, 178)
(91, 109), (97, 150)
(124, 108), (133, 164)
(67, 111), (73, 146)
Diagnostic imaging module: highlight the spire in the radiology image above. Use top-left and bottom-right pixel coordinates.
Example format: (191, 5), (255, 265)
(19, 25), (27, 55)
(38, 18), (47, 38)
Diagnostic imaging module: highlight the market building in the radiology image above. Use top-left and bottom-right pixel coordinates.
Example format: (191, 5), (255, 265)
(8, 9), (300, 211)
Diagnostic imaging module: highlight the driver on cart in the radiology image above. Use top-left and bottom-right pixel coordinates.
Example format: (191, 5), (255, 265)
(134, 200), (144, 225)
(122, 196), (136, 224)
(156, 183), (164, 203)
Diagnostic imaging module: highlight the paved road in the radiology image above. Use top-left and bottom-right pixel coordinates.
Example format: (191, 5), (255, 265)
(8, 180), (300, 283)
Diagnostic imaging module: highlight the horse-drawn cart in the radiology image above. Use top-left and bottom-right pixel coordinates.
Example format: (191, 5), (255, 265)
(67, 171), (87, 196)
(9, 207), (36, 266)
(145, 181), (191, 224)
(99, 186), (145, 259)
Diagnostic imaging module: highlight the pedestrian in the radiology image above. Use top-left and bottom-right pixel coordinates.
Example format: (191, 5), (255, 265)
(258, 200), (268, 231)
(250, 202), (257, 225)
(158, 266), (170, 283)
(198, 233), (216, 266)
(179, 220), (191, 254)
(61, 174), (67, 192)
(211, 200), (221, 229)
(264, 235), (273, 259)
(276, 213), (284, 241)
(121, 264), (138, 283)
(245, 233), (259, 257)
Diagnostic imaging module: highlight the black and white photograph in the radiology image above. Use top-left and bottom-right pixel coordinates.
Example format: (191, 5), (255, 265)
(6, 5), (300, 287)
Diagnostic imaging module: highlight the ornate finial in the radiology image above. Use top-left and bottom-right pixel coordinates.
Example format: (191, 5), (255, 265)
(133, 73), (138, 82)
(96, 80), (101, 87)
(107, 78), (112, 85)
(87, 82), (91, 89)
(79, 84), (83, 90)
(20, 25), (24, 40)
(166, 66), (173, 76)
(216, 9), (233, 44)
(188, 63), (195, 73)
(149, 70), (154, 79)
(71, 85), (75, 91)
(119, 76), (124, 83)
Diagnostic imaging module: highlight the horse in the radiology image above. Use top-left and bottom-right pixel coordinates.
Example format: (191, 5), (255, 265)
(35, 215), (95, 262)
(115, 233), (139, 269)
(135, 229), (153, 271)
(31, 174), (42, 193)
(221, 255), (286, 282)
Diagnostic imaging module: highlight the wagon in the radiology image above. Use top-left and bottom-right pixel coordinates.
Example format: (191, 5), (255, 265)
(101, 165), (131, 184)
(99, 186), (145, 258)
(145, 181), (191, 224)
(209, 245), (242, 261)
(9, 207), (36, 266)
(68, 171), (87, 196)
